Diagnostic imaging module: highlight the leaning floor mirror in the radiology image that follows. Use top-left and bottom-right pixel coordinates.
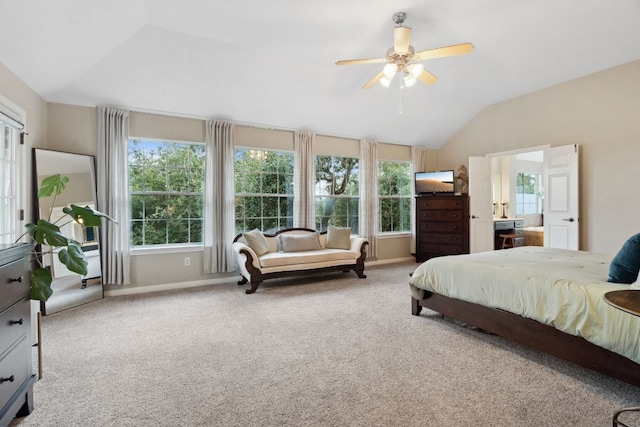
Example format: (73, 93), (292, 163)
(33, 148), (103, 315)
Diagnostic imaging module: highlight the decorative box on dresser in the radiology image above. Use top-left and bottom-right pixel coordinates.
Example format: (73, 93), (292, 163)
(0, 243), (35, 426)
(415, 194), (469, 262)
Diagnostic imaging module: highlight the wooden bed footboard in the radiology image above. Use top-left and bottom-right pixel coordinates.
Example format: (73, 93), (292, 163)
(412, 292), (640, 388)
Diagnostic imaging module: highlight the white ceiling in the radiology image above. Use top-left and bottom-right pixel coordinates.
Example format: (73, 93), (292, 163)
(2, 0), (640, 148)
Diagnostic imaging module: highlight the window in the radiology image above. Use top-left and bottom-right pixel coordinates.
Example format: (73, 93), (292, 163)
(378, 161), (411, 232)
(516, 172), (542, 214)
(0, 115), (21, 244)
(315, 155), (359, 232)
(234, 149), (294, 233)
(129, 139), (205, 246)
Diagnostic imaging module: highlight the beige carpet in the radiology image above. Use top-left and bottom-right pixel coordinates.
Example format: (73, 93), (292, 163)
(10, 262), (640, 426)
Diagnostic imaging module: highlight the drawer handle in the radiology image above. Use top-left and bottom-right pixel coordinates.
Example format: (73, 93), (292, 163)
(1, 375), (15, 384)
(9, 276), (23, 283)
(10, 318), (24, 325)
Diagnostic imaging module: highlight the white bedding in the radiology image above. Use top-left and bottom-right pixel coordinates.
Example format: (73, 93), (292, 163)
(409, 247), (640, 364)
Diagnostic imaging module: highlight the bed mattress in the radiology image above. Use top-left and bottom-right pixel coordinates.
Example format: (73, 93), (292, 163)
(409, 247), (640, 364)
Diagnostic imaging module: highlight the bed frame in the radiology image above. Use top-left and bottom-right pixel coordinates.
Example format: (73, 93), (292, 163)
(412, 292), (640, 388)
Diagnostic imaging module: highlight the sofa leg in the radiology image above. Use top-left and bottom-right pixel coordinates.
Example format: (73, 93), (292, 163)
(246, 280), (262, 294)
(355, 269), (366, 279)
(237, 276), (248, 286)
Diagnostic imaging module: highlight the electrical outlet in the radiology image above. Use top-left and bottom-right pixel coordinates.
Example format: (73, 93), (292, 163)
(184, 257), (191, 267)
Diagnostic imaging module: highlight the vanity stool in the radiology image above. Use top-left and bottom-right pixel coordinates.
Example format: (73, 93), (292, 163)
(499, 233), (519, 249)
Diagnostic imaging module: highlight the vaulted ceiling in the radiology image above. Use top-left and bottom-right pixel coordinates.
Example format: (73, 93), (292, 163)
(2, 1), (640, 148)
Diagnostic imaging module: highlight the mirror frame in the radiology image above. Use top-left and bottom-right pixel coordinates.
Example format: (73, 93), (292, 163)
(32, 148), (103, 315)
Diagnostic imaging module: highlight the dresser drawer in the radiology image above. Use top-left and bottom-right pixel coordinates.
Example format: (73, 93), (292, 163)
(0, 299), (30, 355)
(422, 244), (464, 255)
(0, 258), (30, 313)
(0, 335), (30, 409)
(419, 233), (463, 244)
(417, 198), (464, 210)
(418, 209), (464, 222)
(420, 222), (463, 233)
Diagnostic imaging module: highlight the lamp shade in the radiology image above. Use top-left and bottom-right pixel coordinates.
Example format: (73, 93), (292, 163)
(383, 63), (398, 78)
(379, 76), (392, 88)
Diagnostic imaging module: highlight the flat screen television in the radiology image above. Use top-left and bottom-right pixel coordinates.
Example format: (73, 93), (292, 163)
(415, 170), (455, 194)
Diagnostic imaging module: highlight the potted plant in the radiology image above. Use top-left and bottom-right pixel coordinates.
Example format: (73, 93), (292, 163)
(17, 174), (114, 301)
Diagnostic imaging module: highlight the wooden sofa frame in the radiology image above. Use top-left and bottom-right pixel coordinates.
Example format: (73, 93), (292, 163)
(412, 292), (640, 388)
(234, 228), (368, 294)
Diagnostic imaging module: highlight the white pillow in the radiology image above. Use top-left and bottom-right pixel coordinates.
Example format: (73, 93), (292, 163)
(242, 229), (270, 256)
(278, 232), (322, 252)
(325, 225), (352, 250)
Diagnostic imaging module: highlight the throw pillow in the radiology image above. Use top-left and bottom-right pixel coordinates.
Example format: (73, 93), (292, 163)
(325, 225), (352, 250)
(278, 232), (322, 252)
(242, 229), (270, 256)
(608, 233), (640, 284)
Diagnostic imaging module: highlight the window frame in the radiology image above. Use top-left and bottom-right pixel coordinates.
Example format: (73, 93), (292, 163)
(0, 94), (26, 245)
(234, 147), (294, 234)
(128, 137), (206, 249)
(377, 160), (412, 234)
(314, 154), (360, 233)
(515, 172), (543, 215)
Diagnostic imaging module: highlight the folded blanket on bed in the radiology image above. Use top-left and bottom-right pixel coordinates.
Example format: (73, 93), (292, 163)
(409, 247), (640, 364)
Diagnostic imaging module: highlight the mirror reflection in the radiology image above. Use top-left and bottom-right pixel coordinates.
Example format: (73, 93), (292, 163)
(33, 149), (103, 315)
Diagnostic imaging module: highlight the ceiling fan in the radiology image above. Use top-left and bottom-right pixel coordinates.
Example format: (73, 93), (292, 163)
(336, 12), (474, 89)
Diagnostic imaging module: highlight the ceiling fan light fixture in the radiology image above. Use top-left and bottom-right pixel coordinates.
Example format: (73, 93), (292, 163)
(379, 76), (393, 88)
(409, 63), (424, 78)
(383, 63), (398, 78)
(403, 73), (417, 87)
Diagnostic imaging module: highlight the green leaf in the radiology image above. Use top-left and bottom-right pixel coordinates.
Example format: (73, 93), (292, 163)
(37, 174), (69, 198)
(27, 219), (69, 247)
(63, 204), (116, 227)
(58, 241), (88, 276)
(30, 268), (53, 301)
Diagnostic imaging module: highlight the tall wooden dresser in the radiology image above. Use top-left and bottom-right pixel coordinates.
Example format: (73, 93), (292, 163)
(0, 243), (35, 426)
(415, 195), (469, 262)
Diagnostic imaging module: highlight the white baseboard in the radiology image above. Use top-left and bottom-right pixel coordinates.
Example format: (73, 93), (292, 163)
(366, 257), (415, 266)
(104, 276), (242, 297)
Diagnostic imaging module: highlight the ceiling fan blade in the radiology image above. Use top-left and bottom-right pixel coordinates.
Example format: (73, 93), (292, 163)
(393, 26), (411, 53)
(417, 69), (438, 86)
(335, 57), (387, 66)
(415, 42), (474, 61)
(363, 71), (385, 89)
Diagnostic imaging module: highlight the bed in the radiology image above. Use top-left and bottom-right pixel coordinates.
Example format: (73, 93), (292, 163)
(409, 246), (640, 387)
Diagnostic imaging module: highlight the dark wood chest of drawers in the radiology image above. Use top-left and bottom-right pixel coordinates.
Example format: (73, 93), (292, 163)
(0, 243), (35, 426)
(415, 195), (469, 262)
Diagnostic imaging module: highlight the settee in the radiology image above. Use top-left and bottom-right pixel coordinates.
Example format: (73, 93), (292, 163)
(232, 227), (369, 294)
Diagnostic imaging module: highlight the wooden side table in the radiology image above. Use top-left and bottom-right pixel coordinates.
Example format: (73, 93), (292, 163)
(603, 290), (640, 427)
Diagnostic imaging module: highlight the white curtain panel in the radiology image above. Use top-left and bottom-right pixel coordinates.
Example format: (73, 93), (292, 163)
(203, 120), (236, 273)
(293, 130), (316, 229)
(97, 107), (131, 285)
(410, 146), (430, 254)
(359, 139), (378, 260)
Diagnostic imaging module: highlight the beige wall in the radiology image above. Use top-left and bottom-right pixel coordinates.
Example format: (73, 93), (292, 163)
(43, 106), (414, 289)
(438, 59), (640, 253)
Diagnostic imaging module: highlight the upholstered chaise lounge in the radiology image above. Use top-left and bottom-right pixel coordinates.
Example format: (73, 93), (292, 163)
(232, 227), (368, 294)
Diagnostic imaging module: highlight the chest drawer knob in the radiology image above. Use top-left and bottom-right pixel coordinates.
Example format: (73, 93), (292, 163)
(10, 318), (24, 325)
(1, 375), (15, 383)
(9, 275), (23, 283)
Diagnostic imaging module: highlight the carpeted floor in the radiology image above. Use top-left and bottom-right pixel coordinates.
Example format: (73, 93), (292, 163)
(9, 262), (640, 426)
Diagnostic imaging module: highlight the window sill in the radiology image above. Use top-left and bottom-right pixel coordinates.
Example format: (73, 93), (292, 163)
(377, 232), (411, 239)
(131, 244), (203, 256)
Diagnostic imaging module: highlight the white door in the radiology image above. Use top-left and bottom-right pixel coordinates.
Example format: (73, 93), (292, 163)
(469, 156), (494, 253)
(543, 144), (579, 249)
